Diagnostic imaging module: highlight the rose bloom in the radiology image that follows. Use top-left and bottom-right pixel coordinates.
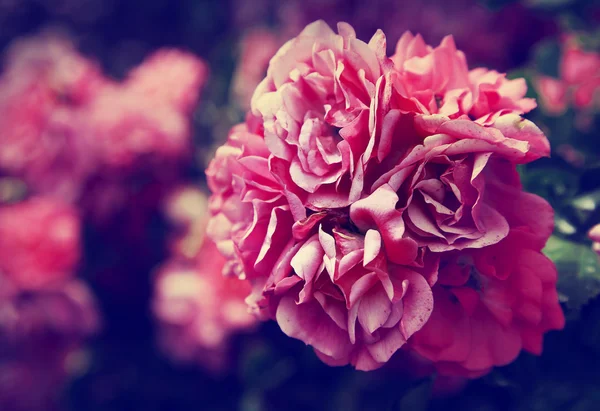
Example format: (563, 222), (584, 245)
(408, 163), (562, 377)
(162, 185), (210, 260)
(0, 197), (80, 290)
(153, 195), (256, 371)
(589, 224), (600, 255)
(125, 49), (208, 114)
(535, 36), (600, 115)
(231, 28), (281, 110)
(82, 49), (206, 173)
(390, 32), (536, 119)
(83, 82), (191, 172)
(207, 21), (563, 373)
(0, 33), (103, 201)
(409, 230), (565, 378)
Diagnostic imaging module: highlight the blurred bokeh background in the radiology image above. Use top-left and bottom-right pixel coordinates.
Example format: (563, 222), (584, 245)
(1, 0), (600, 410)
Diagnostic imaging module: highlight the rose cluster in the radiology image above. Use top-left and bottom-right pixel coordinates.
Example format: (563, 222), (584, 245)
(0, 197), (100, 411)
(0, 32), (208, 408)
(152, 187), (257, 372)
(207, 21), (565, 377)
(0, 33), (207, 218)
(535, 35), (600, 116)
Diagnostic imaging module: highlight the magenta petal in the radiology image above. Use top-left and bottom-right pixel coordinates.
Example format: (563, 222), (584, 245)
(350, 185), (418, 264)
(276, 296), (353, 360)
(365, 326), (407, 364)
(394, 267), (433, 339)
(357, 286), (392, 334)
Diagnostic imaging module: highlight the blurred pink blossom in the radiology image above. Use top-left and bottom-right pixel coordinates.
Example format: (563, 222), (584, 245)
(126, 49), (208, 114)
(536, 36), (600, 115)
(589, 224), (600, 255)
(153, 187), (256, 372)
(231, 28), (280, 110)
(0, 33), (104, 201)
(0, 197), (80, 290)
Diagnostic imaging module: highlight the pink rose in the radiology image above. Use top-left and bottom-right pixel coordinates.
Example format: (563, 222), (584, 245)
(163, 186), (210, 260)
(391, 33), (535, 118)
(153, 240), (256, 372)
(365, 113), (550, 252)
(84, 83), (191, 170)
(391, 32), (470, 115)
(535, 76), (568, 115)
(589, 224), (600, 255)
(0, 33), (103, 200)
(410, 229), (565, 378)
(251, 223), (434, 371)
(250, 20), (391, 209)
(207, 21), (562, 374)
(535, 36), (600, 114)
(231, 28), (280, 110)
(0, 198), (80, 290)
(125, 49), (208, 113)
(206, 118), (294, 280)
(463, 68), (536, 118)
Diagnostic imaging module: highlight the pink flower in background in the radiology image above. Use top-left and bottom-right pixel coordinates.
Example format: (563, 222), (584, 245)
(163, 186), (210, 260)
(535, 36), (600, 114)
(391, 33), (535, 118)
(0, 197), (80, 290)
(231, 28), (280, 110)
(153, 255), (255, 371)
(0, 33), (103, 201)
(0, 32), (208, 211)
(589, 224), (600, 255)
(207, 21), (562, 374)
(1, 33), (105, 105)
(83, 83), (191, 171)
(154, 188), (256, 371)
(206, 118), (292, 280)
(0, 199), (98, 410)
(82, 48), (207, 174)
(410, 229), (565, 378)
(535, 76), (568, 115)
(126, 49), (208, 113)
(0, 276), (100, 348)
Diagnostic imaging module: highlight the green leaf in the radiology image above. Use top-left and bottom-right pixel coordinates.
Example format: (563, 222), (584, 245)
(544, 235), (600, 309)
(521, 167), (580, 205)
